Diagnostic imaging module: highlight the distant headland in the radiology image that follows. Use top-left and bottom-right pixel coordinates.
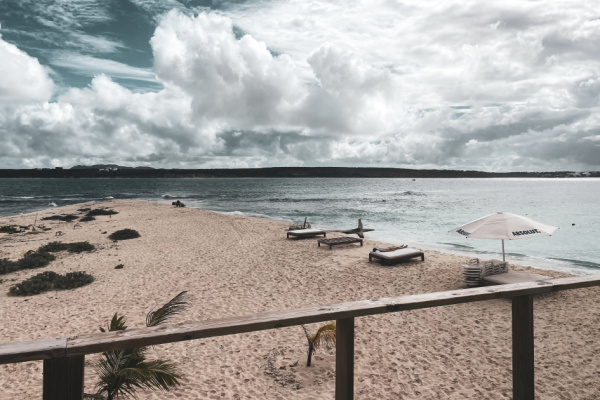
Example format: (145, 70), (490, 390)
(0, 165), (598, 178)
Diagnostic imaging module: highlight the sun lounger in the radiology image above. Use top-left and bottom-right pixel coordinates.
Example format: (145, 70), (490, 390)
(318, 237), (363, 249)
(368, 248), (424, 266)
(462, 259), (508, 287)
(286, 228), (326, 239)
(483, 271), (551, 285)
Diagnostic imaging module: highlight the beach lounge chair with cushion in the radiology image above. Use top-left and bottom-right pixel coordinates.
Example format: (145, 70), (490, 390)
(318, 236), (363, 249)
(483, 271), (551, 285)
(287, 228), (326, 239)
(369, 248), (424, 266)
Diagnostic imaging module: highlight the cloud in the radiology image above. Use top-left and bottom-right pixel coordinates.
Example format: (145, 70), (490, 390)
(25, 0), (113, 31)
(1, 4), (600, 171)
(0, 35), (54, 103)
(151, 10), (306, 128)
(50, 53), (157, 83)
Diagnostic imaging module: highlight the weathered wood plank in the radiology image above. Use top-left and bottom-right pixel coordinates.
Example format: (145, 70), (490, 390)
(0, 337), (66, 364)
(1, 275), (599, 363)
(66, 276), (599, 356)
(512, 295), (535, 400)
(336, 318), (355, 400)
(43, 355), (85, 400)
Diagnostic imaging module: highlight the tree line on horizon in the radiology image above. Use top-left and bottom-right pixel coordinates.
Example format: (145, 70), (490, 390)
(1, 166), (596, 179)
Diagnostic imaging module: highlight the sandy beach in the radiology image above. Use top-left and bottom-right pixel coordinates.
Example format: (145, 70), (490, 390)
(0, 199), (599, 399)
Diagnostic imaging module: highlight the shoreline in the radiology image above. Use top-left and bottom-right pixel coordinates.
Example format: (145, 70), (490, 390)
(2, 197), (590, 276)
(1, 200), (599, 399)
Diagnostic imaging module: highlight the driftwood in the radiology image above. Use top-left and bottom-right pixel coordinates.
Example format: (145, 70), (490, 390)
(331, 219), (374, 238)
(288, 217), (311, 230)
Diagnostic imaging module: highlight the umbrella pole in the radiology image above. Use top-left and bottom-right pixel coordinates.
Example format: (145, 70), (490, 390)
(502, 239), (505, 262)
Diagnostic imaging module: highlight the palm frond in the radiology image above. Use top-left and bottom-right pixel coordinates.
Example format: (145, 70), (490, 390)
(310, 322), (336, 350)
(96, 349), (180, 399)
(100, 313), (127, 333)
(146, 291), (191, 327)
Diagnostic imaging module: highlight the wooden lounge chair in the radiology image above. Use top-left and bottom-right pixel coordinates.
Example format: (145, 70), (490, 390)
(369, 248), (424, 266)
(483, 272), (551, 285)
(318, 237), (363, 249)
(287, 228), (326, 239)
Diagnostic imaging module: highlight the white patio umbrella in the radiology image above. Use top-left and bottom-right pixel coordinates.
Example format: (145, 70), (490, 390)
(448, 212), (558, 261)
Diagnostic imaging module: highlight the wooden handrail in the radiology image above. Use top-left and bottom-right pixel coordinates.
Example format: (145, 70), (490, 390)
(1, 274), (599, 400)
(1, 274), (598, 363)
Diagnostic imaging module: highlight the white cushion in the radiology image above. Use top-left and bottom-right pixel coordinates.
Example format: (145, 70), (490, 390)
(288, 229), (325, 235)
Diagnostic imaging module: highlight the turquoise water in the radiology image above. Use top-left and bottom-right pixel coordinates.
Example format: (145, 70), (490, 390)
(1, 177), (598, 275)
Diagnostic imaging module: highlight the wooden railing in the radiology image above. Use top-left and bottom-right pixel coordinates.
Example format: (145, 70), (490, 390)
(2, 274), (600, 400)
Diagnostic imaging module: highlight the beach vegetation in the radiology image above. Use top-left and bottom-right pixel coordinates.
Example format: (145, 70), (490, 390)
(94, 291), (190, 400)
(87, 209), (118, 217)
(42, 214), (79, 222)
(0, 241), (94, 275)
(0, 252), (55, 274)
(39, 241), (95, 253)
(0, 259), (18, 274)
(8, 271), (94, 296)
(301, 322), (336, 366)
(17, 251), (56, 270)
(80, 215), (96, 222)
(115, 264), (124, 269)
(108, 229), (140, 241)
(0, 225), (21, 234)
(78, 208), (91, 212)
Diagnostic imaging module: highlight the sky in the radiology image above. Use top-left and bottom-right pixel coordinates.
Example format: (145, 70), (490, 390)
(0, 0), (599, 172)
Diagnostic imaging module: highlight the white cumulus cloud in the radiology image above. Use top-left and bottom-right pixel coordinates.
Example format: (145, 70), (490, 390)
(0, 35), (54, 103)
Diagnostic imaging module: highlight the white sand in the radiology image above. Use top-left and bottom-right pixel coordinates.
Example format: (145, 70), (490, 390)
(0, 199), (599, 399)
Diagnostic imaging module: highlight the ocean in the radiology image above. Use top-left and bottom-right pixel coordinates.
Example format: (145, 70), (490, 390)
(0, 177), (598, 275)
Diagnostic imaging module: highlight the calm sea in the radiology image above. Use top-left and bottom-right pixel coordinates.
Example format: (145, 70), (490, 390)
(0, 178), (598, 275)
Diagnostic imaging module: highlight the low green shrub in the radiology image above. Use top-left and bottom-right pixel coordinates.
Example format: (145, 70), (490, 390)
(0, 226), (20, 234)
(77, 208), (91, 212)
(115, 264), (124, 269)
(66, 242), (95, 253)
(42, 214), (79, 222)
(108, 229), (140, 241)
(80, 215), (95, 222)
(1, 251), (56, 275)
(38, 241), (95, 254)
(0, 242), (94, 276)
(0, 259), (19, 275)
(9, 271), (94, 296)
(38, 242), (68, 252)
(87, 209), (118, 217)
(17, 251), (55, 270)
(0, 241), (94, 276)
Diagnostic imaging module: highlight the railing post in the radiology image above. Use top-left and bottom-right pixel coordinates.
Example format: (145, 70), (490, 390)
(43, 355), (85, 400)
(512, 295), (534, 400)
(336, 317), (354, 400)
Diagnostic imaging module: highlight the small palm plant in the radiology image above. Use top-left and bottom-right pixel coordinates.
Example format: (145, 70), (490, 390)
(301, 322), (336, 367)
(95, 291), (191, 400)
